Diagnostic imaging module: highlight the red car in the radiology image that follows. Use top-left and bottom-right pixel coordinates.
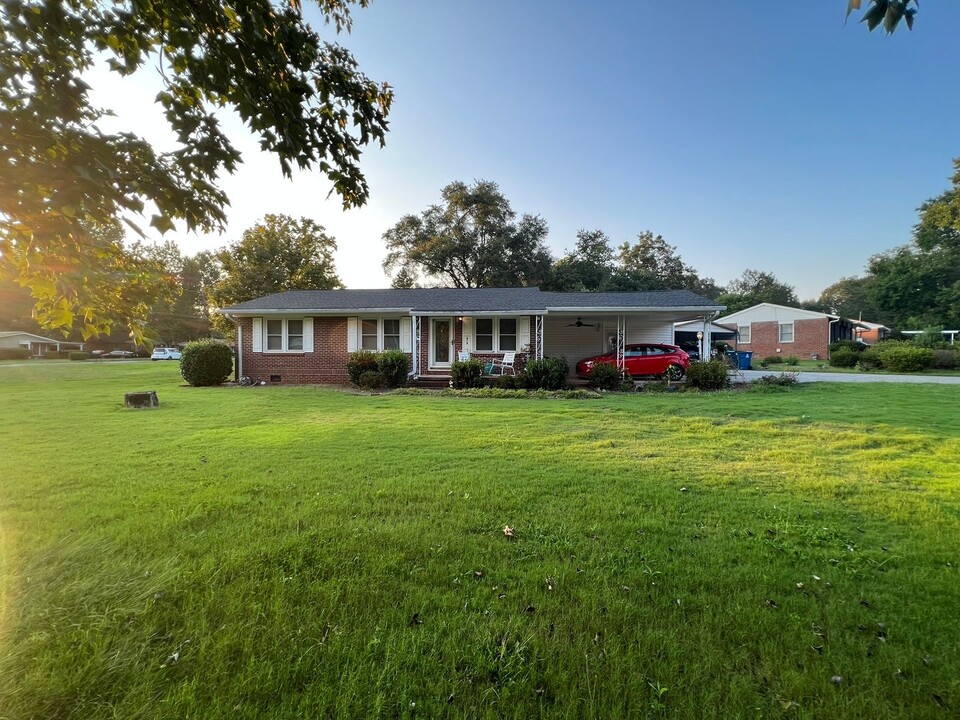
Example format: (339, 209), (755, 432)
(576, 343), (690, 380)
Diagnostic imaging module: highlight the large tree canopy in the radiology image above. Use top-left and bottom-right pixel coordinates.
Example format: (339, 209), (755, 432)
(0, 0), (391, 342)
(717, 269), (799, 315)
(382, 180), (552, 289)
(545, 229), (720, 297)
(211, 215), (342, 323)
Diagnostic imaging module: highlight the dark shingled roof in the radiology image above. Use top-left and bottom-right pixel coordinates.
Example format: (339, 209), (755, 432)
(221, 287), (723, 314)
(541, 290), (719, 309)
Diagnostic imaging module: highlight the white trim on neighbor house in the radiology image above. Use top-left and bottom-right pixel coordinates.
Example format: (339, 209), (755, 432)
(738, 324), (751, 344)
(715, 303), (839, 324)
(778, 322), (795, 343)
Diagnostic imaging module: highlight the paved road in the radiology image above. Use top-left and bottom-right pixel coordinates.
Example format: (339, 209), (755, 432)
(735, 369), (960, 385)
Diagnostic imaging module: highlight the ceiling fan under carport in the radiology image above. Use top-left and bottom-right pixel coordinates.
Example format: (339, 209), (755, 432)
(567, 317), (596, 327)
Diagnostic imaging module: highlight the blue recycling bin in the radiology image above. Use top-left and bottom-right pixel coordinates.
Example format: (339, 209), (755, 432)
(737, 351), (753, 370)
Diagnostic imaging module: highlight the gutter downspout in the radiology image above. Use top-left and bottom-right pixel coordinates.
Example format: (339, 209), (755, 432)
(827, 316), (840, 358)
(224, 312), (242, 380)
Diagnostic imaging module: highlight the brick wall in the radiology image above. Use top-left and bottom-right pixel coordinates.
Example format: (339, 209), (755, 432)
(239, 316), (356, 384)
(238, 314), (536, 383)
(736, 318), (829, 360)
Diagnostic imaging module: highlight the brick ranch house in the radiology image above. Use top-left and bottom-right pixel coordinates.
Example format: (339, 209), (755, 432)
(714, 303), (864, 361)
(220, 287), (725, 384)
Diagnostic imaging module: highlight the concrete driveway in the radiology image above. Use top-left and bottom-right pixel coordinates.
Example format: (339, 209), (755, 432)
(735, 369), (960, 385)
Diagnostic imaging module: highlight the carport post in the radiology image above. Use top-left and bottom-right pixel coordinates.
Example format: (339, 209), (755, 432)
(616, 315), (625, 372)
(536, 315), (544, 360)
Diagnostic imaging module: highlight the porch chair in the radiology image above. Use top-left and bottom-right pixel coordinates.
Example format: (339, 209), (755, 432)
(487, 351), (516, 376)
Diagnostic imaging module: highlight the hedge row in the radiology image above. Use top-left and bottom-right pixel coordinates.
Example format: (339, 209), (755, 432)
(449, 356), (569, 390)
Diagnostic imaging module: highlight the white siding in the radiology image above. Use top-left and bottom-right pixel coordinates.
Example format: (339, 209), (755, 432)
(716, 304), (832, 325)
(543, 315), (675, 362)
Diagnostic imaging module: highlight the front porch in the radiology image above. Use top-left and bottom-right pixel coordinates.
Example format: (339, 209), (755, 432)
(409, 309), (719, 380)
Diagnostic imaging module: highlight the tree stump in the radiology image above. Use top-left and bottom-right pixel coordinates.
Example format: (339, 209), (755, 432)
(124, 390), (159, 408)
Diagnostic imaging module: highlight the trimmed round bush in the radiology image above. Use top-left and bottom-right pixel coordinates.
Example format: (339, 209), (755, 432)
(685, 360), (730, 391)
(376, 348), (409, 388)
(347, 350), (379, 386)
(358, 370), (387, 390)
(933, 348), (958, 369)
(450, 358), (485, 389)
(880, 346), (934, 373)
(829, 348), (859, 368)
(68, 351), (90, 361)
(856, 347), (883, 371)
(763, 355), (784, 364)
(783, 355), (800, 366)
(180, 340), (233, 386)
(523, 356), (569, 390)
(587, 362), (622, 391)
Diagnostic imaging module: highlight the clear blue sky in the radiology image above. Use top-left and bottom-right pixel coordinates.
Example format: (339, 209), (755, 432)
(94, 1), (960, 299)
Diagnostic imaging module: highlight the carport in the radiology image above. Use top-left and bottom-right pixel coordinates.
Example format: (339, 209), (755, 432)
(537, 292), (726, 372)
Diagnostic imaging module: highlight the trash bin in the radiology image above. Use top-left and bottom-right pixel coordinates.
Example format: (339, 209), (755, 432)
(737, 351), (753, 370)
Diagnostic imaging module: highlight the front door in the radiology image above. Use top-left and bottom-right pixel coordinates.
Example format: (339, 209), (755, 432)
(431, 317), (453, 368)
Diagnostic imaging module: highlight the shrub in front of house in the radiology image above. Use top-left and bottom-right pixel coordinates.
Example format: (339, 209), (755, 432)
(763, 355), (783, 364)
(450, 358), (485, 389)
(358, 370), (387, 390)
(685, 360), (730, 391)
(0, 348), (32, 360)
(783, 355), (800, 366)
(879, 345), (935, 373)
(829, 340), (866, 354)
(856, 347), (884, 371)
(752, 374), (798, 387)
(493, 373), (523, 389)
(829, 348), (859, 368)
(522, 356), (569, 390)
(347, 350), (379, 386)
(932, 348), (958, 369)
(376, 349), (409, 388)
(180, 340), (233, 386)
(68, 351), (90, 361)
(587, 362), (622, 391)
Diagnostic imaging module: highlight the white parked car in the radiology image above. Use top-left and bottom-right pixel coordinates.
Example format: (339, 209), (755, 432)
(151, 347), (182, 361)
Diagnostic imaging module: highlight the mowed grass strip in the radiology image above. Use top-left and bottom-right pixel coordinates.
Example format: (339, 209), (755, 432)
(1, 362), (958, 719)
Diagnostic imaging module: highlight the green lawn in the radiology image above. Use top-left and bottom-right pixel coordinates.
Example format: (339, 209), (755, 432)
(1, 363), (958, 719)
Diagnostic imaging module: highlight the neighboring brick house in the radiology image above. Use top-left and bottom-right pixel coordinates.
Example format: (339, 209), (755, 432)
(714, 303), (861, 361)
(853, 320), (890, 345)
(220, 287), (725, 384)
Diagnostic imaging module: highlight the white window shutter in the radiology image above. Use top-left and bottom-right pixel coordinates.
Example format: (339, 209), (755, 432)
(400, 317), (412, 352)
(347, 317), (359, 352)
(252, 317), (263, 352)
(462, 317), (473, 351)
(518, 316), (531, 350)
(302, 317), (314, 352)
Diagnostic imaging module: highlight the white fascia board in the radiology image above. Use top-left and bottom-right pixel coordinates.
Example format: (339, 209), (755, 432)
(220, 307), (414, 316)
(545, 305), (725, 314)
(413, 309), (544, 316)
(0, 331), (62, 343)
